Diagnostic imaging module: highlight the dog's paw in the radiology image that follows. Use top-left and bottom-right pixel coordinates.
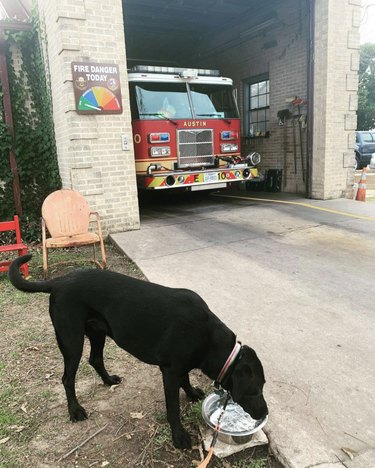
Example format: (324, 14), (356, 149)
(104, 375), (122, 386)
(185, 386), (205, 402)
(69, 404), (88, 422)
(172, 428), (192, 450)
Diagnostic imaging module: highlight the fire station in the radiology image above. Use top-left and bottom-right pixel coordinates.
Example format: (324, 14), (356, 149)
(3, 0), (361, 233)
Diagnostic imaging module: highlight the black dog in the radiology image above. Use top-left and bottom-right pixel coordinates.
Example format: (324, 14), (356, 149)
(9, 255), (268, 449)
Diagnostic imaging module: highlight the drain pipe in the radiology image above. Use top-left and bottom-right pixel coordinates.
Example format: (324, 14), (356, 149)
(306, 0), (315, 198)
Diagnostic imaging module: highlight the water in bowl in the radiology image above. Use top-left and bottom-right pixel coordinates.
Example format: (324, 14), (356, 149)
(209, 402), (259, 433)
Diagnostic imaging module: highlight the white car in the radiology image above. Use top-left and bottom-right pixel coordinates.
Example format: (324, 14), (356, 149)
(370, 153), (375, 169)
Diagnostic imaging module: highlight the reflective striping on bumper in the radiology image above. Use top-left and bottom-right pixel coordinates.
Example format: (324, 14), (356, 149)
(140, 168), (259, 189)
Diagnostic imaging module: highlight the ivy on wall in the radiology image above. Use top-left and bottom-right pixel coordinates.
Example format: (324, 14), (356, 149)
(0, 16), (61, 241)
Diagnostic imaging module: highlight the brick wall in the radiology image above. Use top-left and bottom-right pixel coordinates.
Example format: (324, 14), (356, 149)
(36, 0), (140, 233)
(195, 0), (310, 194)
(194, 0), (360, 199)
(311, 0), (360, 199)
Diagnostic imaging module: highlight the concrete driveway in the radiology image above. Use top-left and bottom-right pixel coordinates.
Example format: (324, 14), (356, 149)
(111, 190), (375, 468)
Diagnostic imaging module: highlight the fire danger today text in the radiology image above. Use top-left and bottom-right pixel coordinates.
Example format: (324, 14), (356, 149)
(72, 63), (118, 82)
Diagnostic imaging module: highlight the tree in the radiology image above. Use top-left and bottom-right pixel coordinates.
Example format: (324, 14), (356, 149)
(357, 43), (375, 130)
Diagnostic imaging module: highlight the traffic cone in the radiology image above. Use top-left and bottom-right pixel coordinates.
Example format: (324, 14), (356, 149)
(355, 167), (367, 202)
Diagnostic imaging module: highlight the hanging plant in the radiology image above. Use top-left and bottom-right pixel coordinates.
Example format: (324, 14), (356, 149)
(0, 14), (61, 242)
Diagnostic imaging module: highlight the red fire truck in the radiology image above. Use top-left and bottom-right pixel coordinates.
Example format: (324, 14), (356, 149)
(127, 65), (261, 191)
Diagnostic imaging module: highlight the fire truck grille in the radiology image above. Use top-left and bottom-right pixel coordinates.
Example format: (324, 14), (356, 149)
(177, 129), (214, 168)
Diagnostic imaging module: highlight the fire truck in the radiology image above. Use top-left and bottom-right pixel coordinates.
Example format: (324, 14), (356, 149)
(127, 65), (261, 191)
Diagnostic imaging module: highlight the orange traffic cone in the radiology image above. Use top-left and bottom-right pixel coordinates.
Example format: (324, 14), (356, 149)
(356, 167), (367, 202)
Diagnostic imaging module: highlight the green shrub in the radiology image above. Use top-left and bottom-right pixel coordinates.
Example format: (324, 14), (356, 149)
(0, 15), (61, 242)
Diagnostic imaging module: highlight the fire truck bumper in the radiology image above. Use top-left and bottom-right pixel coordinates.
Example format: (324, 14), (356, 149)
(138, 166), (259, 190)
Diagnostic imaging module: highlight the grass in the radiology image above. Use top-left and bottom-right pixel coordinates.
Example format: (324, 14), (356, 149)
(0, 279), (31, 306)
(184, 400), (205, 426)
(153, 423), (172, 451)
(0, 384), (24, 438)
(0, 447), (24, 468)
(0, 257), (55, 466)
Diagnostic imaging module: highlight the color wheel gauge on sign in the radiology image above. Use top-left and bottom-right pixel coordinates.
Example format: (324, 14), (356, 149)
(78, 86), (121, 112)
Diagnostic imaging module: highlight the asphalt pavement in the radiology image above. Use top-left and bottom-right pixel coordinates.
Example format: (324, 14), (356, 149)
(111, 189), (375, 468)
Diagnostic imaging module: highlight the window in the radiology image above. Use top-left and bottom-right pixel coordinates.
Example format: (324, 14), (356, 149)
(243, 75), (270, 137)
(362, 132), (374, 143)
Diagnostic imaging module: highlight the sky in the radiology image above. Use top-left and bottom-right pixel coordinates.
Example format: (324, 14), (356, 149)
(361, 0), (375, 44)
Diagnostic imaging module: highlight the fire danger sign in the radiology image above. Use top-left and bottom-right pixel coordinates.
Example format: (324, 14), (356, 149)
(72, 62), (123, 114)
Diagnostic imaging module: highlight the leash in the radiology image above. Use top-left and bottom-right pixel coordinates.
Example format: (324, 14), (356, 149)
(196, 390), (231, 468)
(195, 342), (242, 467)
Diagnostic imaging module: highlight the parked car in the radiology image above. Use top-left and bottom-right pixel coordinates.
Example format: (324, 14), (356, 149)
(355, 131), (375, 169)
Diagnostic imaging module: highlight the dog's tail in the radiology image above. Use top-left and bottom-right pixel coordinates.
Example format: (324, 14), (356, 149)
(8, 254), (54, 293)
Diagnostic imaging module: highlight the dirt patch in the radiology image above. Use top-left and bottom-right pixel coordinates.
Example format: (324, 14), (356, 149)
(0, 244), (281, 467)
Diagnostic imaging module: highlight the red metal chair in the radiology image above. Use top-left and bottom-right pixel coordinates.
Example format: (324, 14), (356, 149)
(0, 215), (29, 277)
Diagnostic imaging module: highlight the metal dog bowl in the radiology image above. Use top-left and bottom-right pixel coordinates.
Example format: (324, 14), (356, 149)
(202, 392), (268, 445)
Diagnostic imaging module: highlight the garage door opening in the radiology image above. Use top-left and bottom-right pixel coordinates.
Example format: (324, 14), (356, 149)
(122, 0), (312, 196)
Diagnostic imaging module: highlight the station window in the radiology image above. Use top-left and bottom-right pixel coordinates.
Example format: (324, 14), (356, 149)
(243, 75), (270, 137)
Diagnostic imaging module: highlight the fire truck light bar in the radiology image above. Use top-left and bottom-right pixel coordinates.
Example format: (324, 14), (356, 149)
(131, 65), (220, 77)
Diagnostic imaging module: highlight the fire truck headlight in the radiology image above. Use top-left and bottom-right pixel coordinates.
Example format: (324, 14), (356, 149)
(166, 175), (175, 186)
(221, 143), (239, 153)
(150, 146), (171, 157)
(246, 151), (261, 166)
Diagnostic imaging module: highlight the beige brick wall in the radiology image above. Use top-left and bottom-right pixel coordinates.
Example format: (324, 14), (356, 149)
(36, 0), (140, 233)
(311, 0), (360, 199)
(195, 0), (360, 199)
(195, 0), (310, 194)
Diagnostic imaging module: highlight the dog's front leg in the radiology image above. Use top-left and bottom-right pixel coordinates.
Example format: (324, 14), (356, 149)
(161, 367), (191, 449)
(181, 373), (205, 401)
(87, 329), (122, 386)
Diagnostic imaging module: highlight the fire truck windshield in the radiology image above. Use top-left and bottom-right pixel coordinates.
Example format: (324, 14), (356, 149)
(131, 82), (239, 120)
(189, 84), (239, 119)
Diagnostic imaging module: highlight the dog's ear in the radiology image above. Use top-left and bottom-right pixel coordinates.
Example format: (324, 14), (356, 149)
(230, 345), (265, 401)
(230, 356), (252, 400)
(240, 345), (265, 379)
(229, 345), (268, 420)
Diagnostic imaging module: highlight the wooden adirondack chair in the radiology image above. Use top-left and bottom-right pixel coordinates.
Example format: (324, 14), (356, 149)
(0, 215), (29, 277)
(42, 189), (107, 278)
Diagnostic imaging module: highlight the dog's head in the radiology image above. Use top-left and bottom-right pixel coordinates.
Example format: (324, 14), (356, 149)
(226, 345), (268, 420)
